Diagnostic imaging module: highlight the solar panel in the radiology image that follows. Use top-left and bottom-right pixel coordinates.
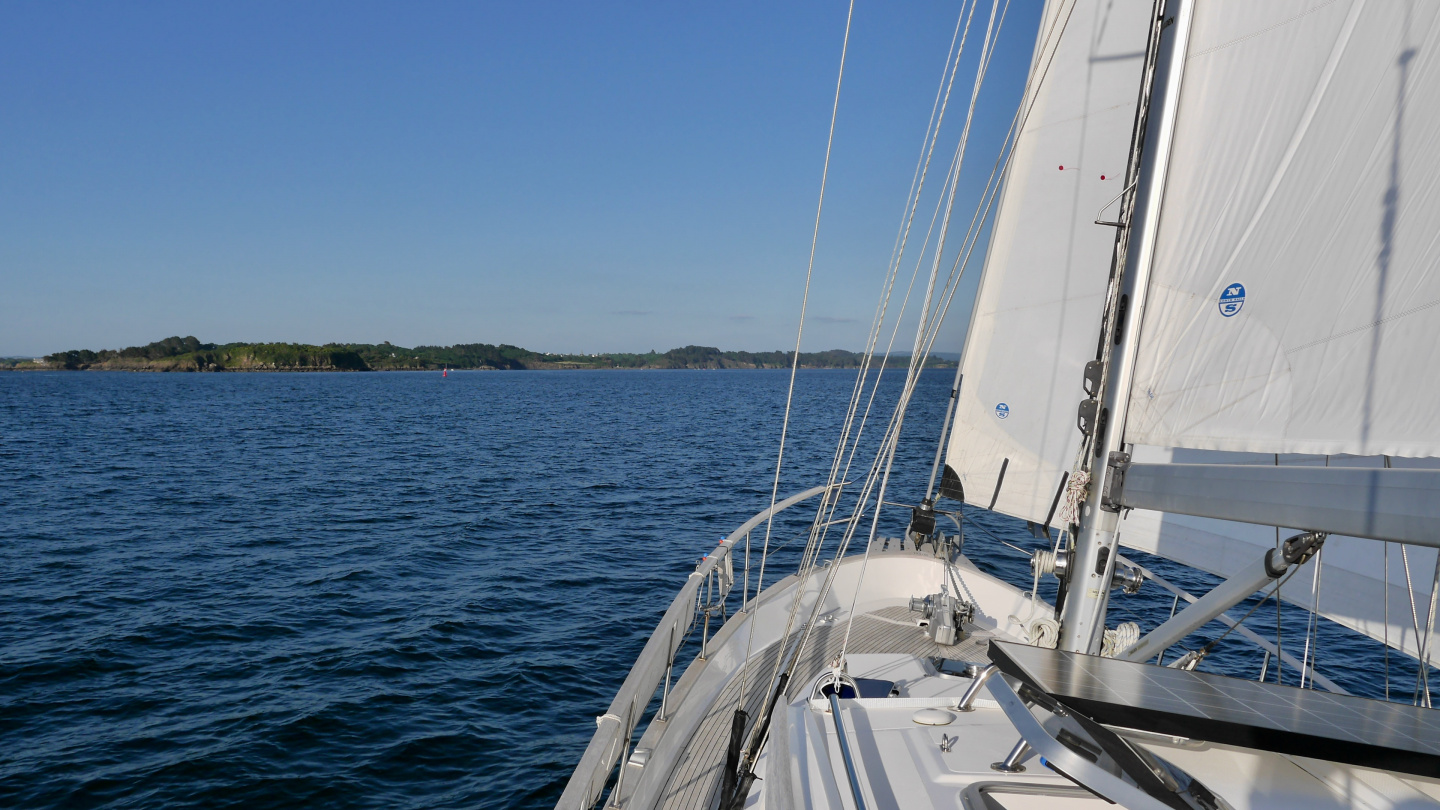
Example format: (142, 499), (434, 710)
(988, 640), (1440, 778)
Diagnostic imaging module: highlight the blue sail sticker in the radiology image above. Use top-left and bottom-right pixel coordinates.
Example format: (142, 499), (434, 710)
(995, 403), (1010, 419)
(1218, 283), (1246, 317)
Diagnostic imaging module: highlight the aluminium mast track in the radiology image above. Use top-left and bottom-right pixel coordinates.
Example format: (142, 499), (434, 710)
(1058, 0), (1194, 653)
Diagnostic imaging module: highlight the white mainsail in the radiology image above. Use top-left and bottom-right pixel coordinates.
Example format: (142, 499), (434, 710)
(1109, 1), (1440, 661)
(945, 0), (1150, 524)
(944, 0), (1440, 662)
(1125, 1), (1440, 458)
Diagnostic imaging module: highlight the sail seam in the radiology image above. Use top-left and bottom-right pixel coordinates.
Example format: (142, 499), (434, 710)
(1283, 296), (1440, 356)
(1186, 0), (1342, 61)
(1019, 101), (1132, 135)
(1199, 0), (1365, 293)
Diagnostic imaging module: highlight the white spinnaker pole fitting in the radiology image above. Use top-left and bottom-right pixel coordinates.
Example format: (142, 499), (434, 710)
(1058, 0), (1194, 654)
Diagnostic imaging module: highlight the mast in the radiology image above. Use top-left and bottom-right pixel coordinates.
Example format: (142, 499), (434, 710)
(1057, 0), (1194, 653)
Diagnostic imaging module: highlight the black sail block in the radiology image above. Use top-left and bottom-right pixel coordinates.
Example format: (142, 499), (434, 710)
(909, 500), (936, 537)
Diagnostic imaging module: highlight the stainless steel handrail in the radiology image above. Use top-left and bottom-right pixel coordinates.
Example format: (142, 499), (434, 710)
(956, 664), (1000, 711)
(556, 484), (832, 810)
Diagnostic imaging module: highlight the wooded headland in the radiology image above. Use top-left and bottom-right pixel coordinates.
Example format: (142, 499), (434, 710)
(3, 336), (956, 372)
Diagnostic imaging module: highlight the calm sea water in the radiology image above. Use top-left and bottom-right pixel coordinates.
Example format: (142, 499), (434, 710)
(0, 370), (1403, 809)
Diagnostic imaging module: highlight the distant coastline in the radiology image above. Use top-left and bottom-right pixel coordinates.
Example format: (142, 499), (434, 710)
(1, 336), (956, 372)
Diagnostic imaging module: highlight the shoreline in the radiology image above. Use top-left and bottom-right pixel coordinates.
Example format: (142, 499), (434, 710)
(7, 336), (957, 373)
(0, 363), (955, 373)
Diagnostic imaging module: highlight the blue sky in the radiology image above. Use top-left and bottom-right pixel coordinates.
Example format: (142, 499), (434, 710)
(0, 1), (1041, 356)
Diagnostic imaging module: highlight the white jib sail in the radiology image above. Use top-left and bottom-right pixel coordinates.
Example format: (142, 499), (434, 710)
(1126, 0), (1440, 458)
(944, 0), (1151, 523)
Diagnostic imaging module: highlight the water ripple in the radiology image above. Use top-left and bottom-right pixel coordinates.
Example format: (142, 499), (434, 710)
(0, 369), (1396, 809)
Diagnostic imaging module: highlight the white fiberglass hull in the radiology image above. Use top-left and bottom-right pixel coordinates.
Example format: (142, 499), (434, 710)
(565, 539), (1440, 810)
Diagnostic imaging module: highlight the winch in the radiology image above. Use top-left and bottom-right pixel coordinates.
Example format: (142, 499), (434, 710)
(908, 590), (975, 646)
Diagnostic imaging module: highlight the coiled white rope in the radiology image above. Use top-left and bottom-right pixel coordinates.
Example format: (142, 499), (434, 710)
(1101, 622), (1140, 657)
(1026, 619), (1061, 649)
(1006, 553), (1059, 649)
(1058, 469), (1090, 528)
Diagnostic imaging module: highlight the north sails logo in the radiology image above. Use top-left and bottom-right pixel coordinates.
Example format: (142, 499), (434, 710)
(995, 403), (1009, 419)
(1219, 283), (1246, 317)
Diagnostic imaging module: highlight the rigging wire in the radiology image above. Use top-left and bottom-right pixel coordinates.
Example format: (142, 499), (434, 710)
(754, 0), (981, 677)
(728, 3), (1085, 780)
(1302, 548), (1324, 689)
(799, 0), (975, 585)
(838, 0), (1010, 661)
(793, 0), (975, 589)
(741, 0), (989, 721)
(736, 0), (856, 709)
(914, 0), (1105, 496)
(959, 511), (1031, 554)
(779, 0), (978, 609)
(1299, 553), (1317, 688)
(1385, 540), (1392, 700)
(829, 0), (1043, 668)
(797, 0), (1014, 672)
(1384, 455), (1392, 700)
(1180, 566), (1304, 666)
(1274, 457), (1283, 685)
(1419, 553), (1440, 706)
(787, 0), (1081, 686)
(1401, 544), (1425, 697)
(1275, 548), (1283, 684)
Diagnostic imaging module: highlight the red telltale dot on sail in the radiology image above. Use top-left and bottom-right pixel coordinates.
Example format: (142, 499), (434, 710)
(1058, 165), (1064, 170)
(1101, 175), (1106, 180)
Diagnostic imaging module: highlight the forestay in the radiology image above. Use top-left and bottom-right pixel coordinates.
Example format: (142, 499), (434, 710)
(1125, 1), (1440, 458)
(945, 0), (1150, 523)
